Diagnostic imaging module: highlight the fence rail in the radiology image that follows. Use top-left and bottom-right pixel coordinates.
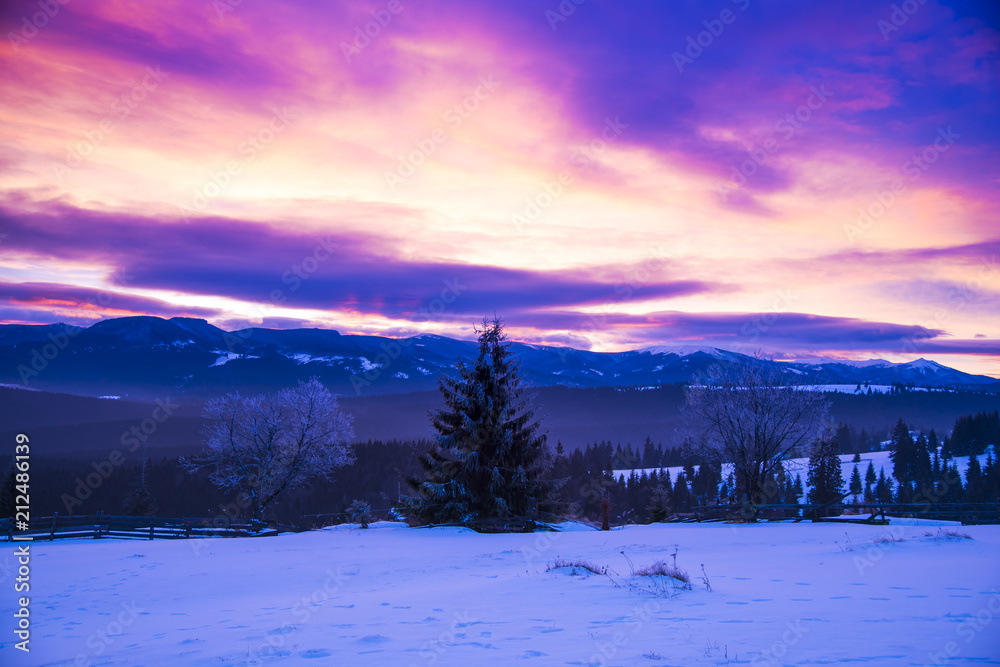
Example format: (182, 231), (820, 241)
(2, 512), (302, 542)
(685, 502), (1000, 525)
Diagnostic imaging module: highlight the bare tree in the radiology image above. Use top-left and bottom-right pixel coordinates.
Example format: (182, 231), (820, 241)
(184, 378), (354, 521)
(683, 359), (829, 513)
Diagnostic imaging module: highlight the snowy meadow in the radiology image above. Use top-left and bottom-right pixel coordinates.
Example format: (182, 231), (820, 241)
(2, 520), (998, 666)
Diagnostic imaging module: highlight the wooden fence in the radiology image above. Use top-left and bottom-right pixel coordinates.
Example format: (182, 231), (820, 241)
(685, 502), (1000, 525)
(2, 512), (301, 542)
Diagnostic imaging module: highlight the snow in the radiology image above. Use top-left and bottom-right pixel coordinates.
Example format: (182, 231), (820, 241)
(288, 353), (345, 365)
(210, 351), (261, 367)
(210, 352), (241, 367)
(641, 345), (733, 359)
(3, 522), (997, 665)
(902, 358), (948, 372)
(358, 357), (379, 372)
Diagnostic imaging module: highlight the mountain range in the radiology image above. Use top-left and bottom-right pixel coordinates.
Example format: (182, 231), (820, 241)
(0, 316), (996, 400)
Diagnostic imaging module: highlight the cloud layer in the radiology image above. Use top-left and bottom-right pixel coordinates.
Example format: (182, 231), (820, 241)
(1, 0), (998, 375)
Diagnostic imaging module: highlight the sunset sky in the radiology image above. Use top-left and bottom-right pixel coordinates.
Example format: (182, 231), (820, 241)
(1, 0), (998, 376)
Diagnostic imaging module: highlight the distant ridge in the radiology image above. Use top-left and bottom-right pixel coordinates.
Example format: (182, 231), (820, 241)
(0, 316), (995, 400)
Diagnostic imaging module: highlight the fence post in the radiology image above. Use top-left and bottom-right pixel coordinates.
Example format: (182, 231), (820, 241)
(50, 512), (58, 541)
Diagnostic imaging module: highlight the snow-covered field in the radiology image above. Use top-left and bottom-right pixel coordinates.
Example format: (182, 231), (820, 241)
(2, 521), (998, 666)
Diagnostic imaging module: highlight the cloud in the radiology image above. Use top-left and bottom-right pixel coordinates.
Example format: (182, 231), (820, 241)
(0, 280), (222, 323)
(522, 309), (953, 353)
(0, 199), (718, 319)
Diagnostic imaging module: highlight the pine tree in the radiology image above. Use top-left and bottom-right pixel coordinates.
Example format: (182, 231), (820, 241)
(966, 455), (985, 503)
(875, 469), (894, 503)
(645, 484), (672, 522)
(865, 461), (877, 488)
(671, 472), (690, 511)
(913, 434), (933, 491)
(983, 452), (1000, 503)
(943, 462), (965, 502)
(890, 419), (915, 487)
(641, 437), (658, 468)
(807, 437), (844, 509)
(792, 474), (804, 501)
(399, 317), (554, 527)
(849, 464), (863, 502)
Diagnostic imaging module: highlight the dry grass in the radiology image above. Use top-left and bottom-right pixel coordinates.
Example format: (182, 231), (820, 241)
(635, 560), (691, 583)
(925, 527), (973, 541)
(546, 558), (606, 575)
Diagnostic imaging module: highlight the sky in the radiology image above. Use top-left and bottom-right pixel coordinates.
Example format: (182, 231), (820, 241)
(0, 0), (998, 377)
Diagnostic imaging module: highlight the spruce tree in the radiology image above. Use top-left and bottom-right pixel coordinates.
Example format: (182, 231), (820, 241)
(865, 461), (877, 488)
(983, 452), (1000, 503)
(890, 419), (915, 487)
(849, 464), (863, 502)
(792, 474), (804, 502)
(672, 472), (691, 511)
(913, 434), (933, 491)
(807, 437), (844, 508)
(966, 455), (985, 503)
(875, 469), (894, 503)
(945, 462), (965, 502)
(399, 317), (554, 527)
(645, 484), (672, 522)
(639, 437), (653, 468)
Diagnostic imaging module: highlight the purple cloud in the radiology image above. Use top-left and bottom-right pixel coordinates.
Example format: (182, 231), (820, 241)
(0, 200), (718, 320)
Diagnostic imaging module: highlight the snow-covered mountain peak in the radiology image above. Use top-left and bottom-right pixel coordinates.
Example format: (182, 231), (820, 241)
(640, 345), (734, 359)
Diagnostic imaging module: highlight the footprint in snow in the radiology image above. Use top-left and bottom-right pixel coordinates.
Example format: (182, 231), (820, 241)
(300, 649), (332, 658)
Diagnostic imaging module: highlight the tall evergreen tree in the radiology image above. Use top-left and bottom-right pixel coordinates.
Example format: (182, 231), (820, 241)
(913, 434), (933, 491)
(671, 472), (691, 511)
(807, 437), (844, 510)
(645, 483), (672, 522)
(965, 455), (985, 503)
(865, 461), (877, 488)
(399, 317), (554, 526)
(641, 437), (658, 468)
(875, 469), (893, 503)
(890, 419), (914, 487)
(889, 419), (931, 502)
(849, 464), (863, 502)
(792, 474), (804, 502)
(983, 452), (1000, 503)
